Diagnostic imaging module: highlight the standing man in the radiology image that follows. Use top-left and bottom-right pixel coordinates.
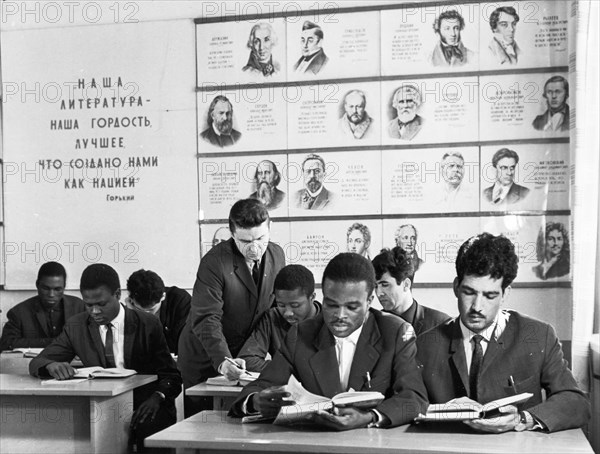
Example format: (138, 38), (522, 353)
(338, 90), (374, 140)
(0, 262), (85, 351)
(417, 233), (590, 433)
(200, 95), (242, 148)
(483, 148), (530, 205)
(532, 75), (570, 132)
(249, 159), (286, 210)
(372, 247), (450, 335)
(126, 269), (191, 355)
(230, 253), (428, 429)
(430, 10), (475, 67)
(487, 6), (521, 65)
(29, 263), (182, 451)
(242, 22), (279, 77)
(178, 199), (285, 415)
(294, 153), (334, 210)
(387, 84), (424, 141)
(293, 20), (329, 75)
(237, 265), (320, 372)
(394, 224), (424, 272)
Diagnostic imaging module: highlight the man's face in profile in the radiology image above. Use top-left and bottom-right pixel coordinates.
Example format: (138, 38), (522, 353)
(397, 226), (417, 254)
(394, 88), (419, 123)
(252, 26), (274, 64)
(347, 229), (368, 256)
(494, 12), (517, 44)
(545, 82), (568, 111)
(303, 159), (325, 193)
(442, 155), (465, 188)
(255, 161), (277, 206)
(545, 229), (564, 259)
(300, 28), (321, 57)
(344, 92), (366, 124)
(439, 18), (462, 45)
(211, 100), (233, 135)
(495, 157), (517, 186)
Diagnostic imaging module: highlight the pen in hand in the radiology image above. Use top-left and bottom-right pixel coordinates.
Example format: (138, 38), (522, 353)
(224, 356), (246, 373)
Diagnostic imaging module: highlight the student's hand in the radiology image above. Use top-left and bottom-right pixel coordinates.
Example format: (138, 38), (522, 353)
(252, 386), (295, 417)
(130, 393), (163, 429)
(220, 358), (246, 381)
(46, 362), (76, 380)
(308, 407), (373, 431)
(464, 405), (519, 433)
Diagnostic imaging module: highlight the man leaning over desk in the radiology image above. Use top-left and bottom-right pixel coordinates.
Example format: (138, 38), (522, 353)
(417, 233), (590, 433)
(230, 253), (428, 429)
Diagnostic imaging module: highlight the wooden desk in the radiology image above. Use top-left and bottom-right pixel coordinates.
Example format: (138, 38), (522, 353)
(186, 382), (241, 410)
(0, 373), (156, 454)
(145, 410), (594, 454)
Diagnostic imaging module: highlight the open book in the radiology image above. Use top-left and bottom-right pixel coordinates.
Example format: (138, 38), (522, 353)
(243, 375), (384, 425)
(5, 347), (44, 357)
(41, 367), (137, 384)
(206, 371), (260, 387)
(415, 392), (533, 422)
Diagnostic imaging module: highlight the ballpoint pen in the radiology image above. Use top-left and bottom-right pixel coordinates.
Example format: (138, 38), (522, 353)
(508, 375), (518, 394)
(365, 371), (372, 389)
(224, 356), (246, 373)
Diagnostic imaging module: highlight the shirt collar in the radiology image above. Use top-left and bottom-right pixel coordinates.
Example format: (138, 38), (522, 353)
(102, 303), (125, 329)
(458, 309), (510, 343)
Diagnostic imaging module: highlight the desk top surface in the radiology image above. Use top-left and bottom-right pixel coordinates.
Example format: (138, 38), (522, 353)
(186, 381), (242, 397)
(0, 373), (157, 396)
(145, 411), (593, 454)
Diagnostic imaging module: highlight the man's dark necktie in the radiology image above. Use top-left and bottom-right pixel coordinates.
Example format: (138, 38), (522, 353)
(469, 334), (484, 401)
(443, 44), (464, 63)
(104, 323), (116, 368)
(252, 260), (260, 287)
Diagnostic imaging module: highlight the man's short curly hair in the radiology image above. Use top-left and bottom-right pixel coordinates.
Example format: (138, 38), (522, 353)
(323, 253), (376, 296)
(434, 10), (465, 33)
(372, 247), (415, 285)
(126, 269), (165, 307)
(455, 233), (518, 290)
(489, 6), (519, 31)
(274, 265), (315, 298)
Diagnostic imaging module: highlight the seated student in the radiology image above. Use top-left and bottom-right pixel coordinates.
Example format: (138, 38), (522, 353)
(237, 264), (321, 372)
(417, 233), (590, 433)
(372, 247), (451, 335)
(126, 269), (191, 355)
(230, 253), (428, 430)
(0, 261), (85, 351)
(29, 263), (182, 452)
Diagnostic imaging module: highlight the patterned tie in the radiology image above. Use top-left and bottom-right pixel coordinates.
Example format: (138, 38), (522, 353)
(104, 323), (116, 368)
(252, 260), (260, 287)
(469, 334), (484, 401)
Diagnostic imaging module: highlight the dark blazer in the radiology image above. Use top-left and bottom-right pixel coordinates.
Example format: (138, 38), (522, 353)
(200, 126), (242, 148)
(293, 48), (329, 75)
(392, 299), (451, 336)
(416, 311), (590, 432)
(160, 286), (191, 355)
(483, 183), (530, 205)
(230, 309), (429, 428)
(0, 295), (85, 351)
(177, 239), (285, 388)
(294, 187), (333, 210)
(249, 188), (286, 210)
(532, 105), (570, 132)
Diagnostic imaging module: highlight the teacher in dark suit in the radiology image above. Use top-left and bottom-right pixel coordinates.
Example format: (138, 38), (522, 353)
(29, 263), (182, 452)
(178, 199), (285, 415)
(417, 233), (590, 433)
(230, 253), (428, 430)
(293, 20), (329, 75)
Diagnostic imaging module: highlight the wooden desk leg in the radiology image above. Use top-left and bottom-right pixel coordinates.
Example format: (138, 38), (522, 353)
(89, 390), (133, 454)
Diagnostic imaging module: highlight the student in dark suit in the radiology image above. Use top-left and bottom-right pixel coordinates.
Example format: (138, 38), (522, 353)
(237, 264), (320, 372)
(230, 253), (428, 430)
(293, 20), (329, 75)
(417, 233), (590, 433)
(372, 247), (450, 335)
(29, 263), (182, 452)
(0, 262), (85, 351)
(482, 148), (530, 205)
(532, 76), (570, 132)
(126, 269), (191, 355)
(177, 199), (285, 414)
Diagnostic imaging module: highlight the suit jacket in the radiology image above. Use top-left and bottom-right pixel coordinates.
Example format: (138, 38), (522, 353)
(29, 307), (182, 406)
(294, 187), (333, 210)
(387, 115), (423, 140)
(487, 37), (521, 65)
(532, 105), (570, 132)
(293, 48), (329, 75)
(249, 188), (286, 210)
(392, 299), (451, 336)
(429, 41), (475, 67)
(177, 239), (285, 388)
(200, 126), (242, 148)
(230, 309), (429, 427)
(0, 295), (85, 351)
(483, 183), (530, 205)
(416, 311), (590, 432)
(159, 286), (191, 355)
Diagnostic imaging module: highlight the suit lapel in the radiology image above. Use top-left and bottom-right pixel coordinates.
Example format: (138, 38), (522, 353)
(88, 317), (108, 368)
(34, 301), (50, 337)
(309, 323), (342, 397)
(480, 319), (510, 378)
(123, 308), (136, 368)
(348, 315), (380, 391)
(232, 245), (257, 297)
(449, 321), (469, 395)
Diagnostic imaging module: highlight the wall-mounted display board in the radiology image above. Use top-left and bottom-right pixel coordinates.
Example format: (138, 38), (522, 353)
(195, 0), (573, 287)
